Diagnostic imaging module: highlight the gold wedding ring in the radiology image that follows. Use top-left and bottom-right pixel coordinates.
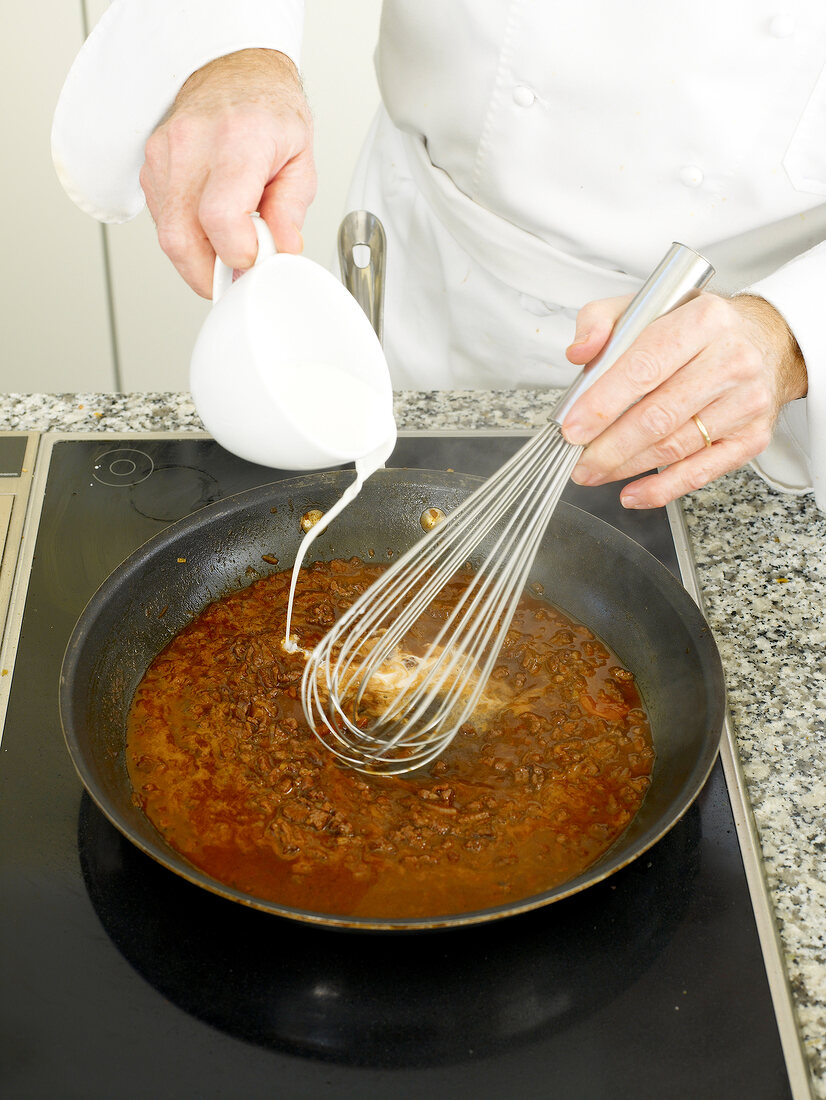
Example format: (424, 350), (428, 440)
(692, 414), (713, 448)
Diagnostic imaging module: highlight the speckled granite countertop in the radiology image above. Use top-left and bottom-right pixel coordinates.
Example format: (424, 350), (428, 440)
(2, 390), (824, 1096)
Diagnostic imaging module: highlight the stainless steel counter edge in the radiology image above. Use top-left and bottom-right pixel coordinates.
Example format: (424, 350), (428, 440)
(666, 496), (813, 1100)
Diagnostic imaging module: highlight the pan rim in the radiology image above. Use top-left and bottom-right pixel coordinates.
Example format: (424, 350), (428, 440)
(59, 468), (725, 931)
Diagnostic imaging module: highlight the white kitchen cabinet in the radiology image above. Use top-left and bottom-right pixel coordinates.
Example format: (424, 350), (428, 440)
(1, 3), (115, 392)
(2, 1), (381, 394)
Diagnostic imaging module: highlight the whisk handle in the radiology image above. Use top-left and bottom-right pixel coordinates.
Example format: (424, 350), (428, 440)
(551, 242), (715, 424)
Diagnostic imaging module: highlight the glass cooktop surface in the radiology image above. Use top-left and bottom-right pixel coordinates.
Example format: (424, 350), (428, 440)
(0, 434), (793, 1099)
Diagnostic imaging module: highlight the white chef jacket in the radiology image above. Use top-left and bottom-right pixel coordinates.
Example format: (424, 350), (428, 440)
(51, 0), (826, 509)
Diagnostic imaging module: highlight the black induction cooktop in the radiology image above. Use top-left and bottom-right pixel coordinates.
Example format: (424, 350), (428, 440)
(0, 433), (797, 1099)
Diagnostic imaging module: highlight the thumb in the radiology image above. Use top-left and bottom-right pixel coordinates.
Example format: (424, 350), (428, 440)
(565, 294), (633, 364)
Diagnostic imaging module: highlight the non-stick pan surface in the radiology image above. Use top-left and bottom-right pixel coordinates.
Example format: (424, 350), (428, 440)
(59, 468), (725, 930)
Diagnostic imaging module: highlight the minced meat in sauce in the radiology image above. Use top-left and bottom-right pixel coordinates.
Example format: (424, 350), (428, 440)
(127, 558), (654, 919)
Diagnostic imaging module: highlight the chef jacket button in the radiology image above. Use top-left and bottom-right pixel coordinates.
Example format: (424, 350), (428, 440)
(512, 85), (536, 107)
(680, 164), (704, 188)
(769, 14), (795, 37)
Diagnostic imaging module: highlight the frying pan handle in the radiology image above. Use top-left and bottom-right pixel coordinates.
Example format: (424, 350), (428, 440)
(338, 211), (387, 344)
(551, 242), (715, 424)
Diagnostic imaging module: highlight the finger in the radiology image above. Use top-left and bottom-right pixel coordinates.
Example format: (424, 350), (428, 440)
(574, 400), (773, 496)
(258, 148), (318, 254)
(565, 295), (632, 365)
(617, 435), (749, 509)
(570, 345), (727, 480)
(142, 128), (227, 297)
(158, 216), (217, 297)
(574, 411), (715, 485)
(562, 294), (727, 445)
(197, 139), (278, 271)
(572, 334), (773, 485)
(152, 179), (219, 298)
(139, 152), (168, 224)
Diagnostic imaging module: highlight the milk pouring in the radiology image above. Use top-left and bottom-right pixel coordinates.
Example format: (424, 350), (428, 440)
(189, 212), (397, 647)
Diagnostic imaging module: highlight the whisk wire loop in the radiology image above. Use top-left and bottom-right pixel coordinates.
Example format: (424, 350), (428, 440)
(302, 426), (582, 773)
(301, 243), (715, 774)
(329, 423), (563, 697)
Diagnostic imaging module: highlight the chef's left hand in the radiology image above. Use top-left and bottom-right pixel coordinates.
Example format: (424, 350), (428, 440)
(561, 292), (808, 508)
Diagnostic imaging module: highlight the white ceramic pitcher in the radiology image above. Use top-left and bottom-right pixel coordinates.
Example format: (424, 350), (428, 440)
(190, 215), (395, 470)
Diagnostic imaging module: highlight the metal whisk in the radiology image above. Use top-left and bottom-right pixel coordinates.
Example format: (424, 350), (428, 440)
(302, 243), (714, 774)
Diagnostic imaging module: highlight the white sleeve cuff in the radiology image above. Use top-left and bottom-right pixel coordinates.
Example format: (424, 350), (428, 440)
(51, 0), (304, 224)
(745, 241), (826, 512)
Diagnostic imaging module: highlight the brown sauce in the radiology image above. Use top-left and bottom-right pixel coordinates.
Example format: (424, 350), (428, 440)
(126, 558), (654, 919)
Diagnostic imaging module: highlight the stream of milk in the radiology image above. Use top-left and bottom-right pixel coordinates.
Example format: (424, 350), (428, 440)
(281, 366), (396, 652)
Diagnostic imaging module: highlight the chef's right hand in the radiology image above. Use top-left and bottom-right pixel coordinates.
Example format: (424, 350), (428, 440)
(140, 49), (317, 298)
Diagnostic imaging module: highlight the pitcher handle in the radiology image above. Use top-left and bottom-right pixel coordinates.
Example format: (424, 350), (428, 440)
(211, 214), (277, 303)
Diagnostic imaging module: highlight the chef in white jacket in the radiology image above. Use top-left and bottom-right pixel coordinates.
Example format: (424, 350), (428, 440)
(52, 1), (826, 511)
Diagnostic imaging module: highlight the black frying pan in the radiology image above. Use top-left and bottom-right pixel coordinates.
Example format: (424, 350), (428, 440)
(59, 467), (725, 930)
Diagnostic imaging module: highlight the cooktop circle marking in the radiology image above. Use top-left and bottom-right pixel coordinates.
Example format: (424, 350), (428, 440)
(110, 458), (137, 476)
(92, 448), (155, 487)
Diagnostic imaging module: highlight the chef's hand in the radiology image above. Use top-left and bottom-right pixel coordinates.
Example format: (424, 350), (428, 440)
(561, 292), (808, 508)
(140, 49), (317, 297)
